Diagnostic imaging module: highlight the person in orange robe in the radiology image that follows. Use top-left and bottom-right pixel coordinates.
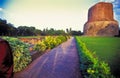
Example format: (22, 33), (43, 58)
(0, 38), (13, 78)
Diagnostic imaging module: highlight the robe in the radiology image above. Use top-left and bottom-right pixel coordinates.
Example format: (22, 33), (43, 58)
(0, 38), (13, 78)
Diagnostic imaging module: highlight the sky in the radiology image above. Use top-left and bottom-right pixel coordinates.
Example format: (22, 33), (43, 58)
(0, 0), (120, 31)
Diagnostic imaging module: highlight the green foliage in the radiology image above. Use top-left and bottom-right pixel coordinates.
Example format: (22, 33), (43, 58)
(17, 26), (36, 36)
(75, 36), (114, 78)
(56, 35), (67, 42)
(2, 37), (32, 72)
(43, 36), (56, 49)
(44, 36), (68, 49)
(33, 41), (46, 52)
(34, 36), (68, 52)
(0, 19), (17, 36)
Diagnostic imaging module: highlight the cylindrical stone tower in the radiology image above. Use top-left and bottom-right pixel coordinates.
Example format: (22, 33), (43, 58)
(84, 2), (119, 36)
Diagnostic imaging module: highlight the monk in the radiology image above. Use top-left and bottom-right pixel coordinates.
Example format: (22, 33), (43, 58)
(0, 38), (13, 78)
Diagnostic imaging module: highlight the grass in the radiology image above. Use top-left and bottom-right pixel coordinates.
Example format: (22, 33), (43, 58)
(78, 36), (120, 77)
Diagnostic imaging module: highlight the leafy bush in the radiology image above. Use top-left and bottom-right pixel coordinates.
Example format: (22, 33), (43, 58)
(33, 41), (46, 52)
(75, 36), (114, 78)
(43, 36), (57, 49)
(3, 37), (32, 72)
(56, 35), (67, 42)
(43, 36), (68, 49)
(34, 36), (68, 52)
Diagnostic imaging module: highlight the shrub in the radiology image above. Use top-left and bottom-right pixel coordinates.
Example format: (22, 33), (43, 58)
(43, 36), (68, 49)
(75, 36), (114, 78)
(3, 37), (32, 72)
(33, 41), (46, 52)
(34, 36), (68, 52)
(43, 36), (56, 49)
(57, 35), (67, 42)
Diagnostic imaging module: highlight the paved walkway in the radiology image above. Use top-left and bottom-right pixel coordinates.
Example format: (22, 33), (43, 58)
(14, 38), (82, 78)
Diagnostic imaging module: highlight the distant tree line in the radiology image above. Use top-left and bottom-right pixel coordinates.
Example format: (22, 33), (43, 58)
(0, 18), (84, 36)
(0, 19), (17, 36)
(115, 29), (120, 37)
(66, 28), (83, 36)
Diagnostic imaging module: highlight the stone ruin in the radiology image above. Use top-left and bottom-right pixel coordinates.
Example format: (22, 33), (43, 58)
(84, 2), (119, 36)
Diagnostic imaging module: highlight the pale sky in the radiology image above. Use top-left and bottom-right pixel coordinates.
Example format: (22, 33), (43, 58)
(0, 0), (120, 31)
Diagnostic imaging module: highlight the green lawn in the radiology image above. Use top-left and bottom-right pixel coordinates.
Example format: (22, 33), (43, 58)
(79, 36), (120, 77)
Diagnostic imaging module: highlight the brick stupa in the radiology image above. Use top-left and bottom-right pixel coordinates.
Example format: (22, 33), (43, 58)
(84, 2), (119, 36)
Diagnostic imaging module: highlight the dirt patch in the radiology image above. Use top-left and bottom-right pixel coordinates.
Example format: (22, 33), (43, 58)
(19, 38), (42, 45)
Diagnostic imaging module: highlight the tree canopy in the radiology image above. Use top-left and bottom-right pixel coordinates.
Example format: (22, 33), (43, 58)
(0, 18), (83, 36)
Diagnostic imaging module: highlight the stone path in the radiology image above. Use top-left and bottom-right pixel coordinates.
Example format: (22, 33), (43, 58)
(14, 37), (82, 78)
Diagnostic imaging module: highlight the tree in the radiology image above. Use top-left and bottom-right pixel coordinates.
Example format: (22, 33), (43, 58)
(0, 19), (9, 35)
(17, 26), (36, 36)
(66, 28), (69, 33)
(119, 29), (120, 36)
(0, 19), (17, 36)
(7, 23), (17, 36)
(47, 28), (55, 35)
(35, 29), (42, 36)
(71, 30), (83, 36)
